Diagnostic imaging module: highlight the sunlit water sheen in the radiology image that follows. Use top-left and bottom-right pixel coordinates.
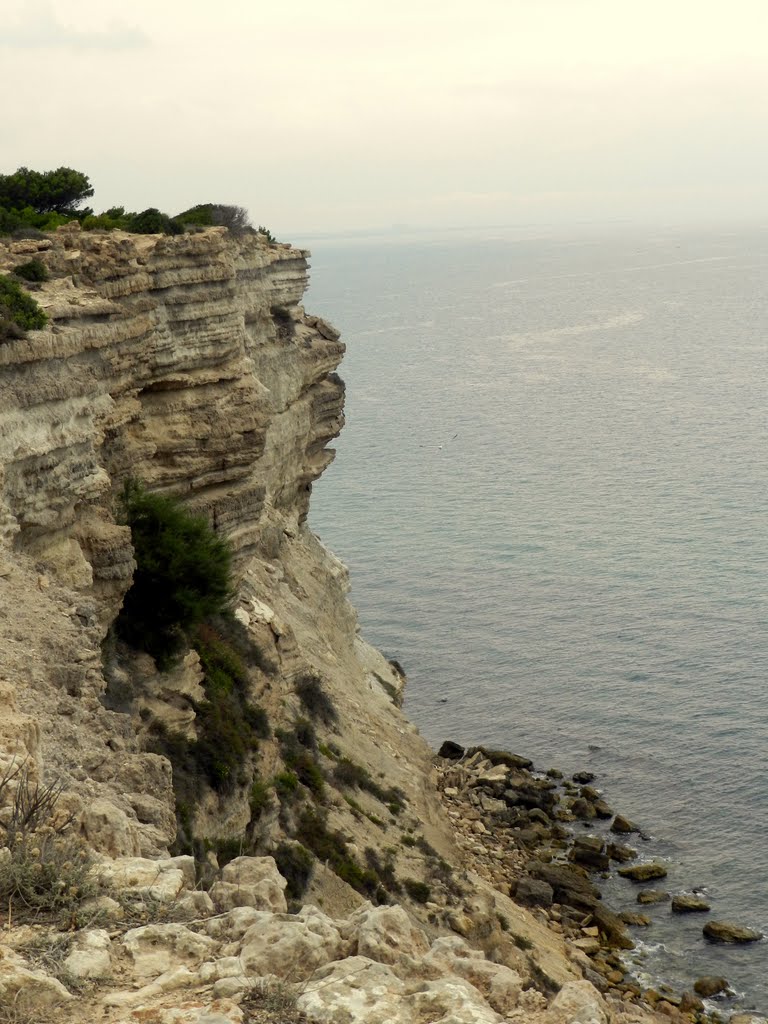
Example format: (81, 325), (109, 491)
(304, 225), (768, 1009)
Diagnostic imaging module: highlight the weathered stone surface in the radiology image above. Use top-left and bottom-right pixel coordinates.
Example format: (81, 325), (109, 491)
(121, 923), (217, 978)
(637, 888), (670, 905)
(703, 921), (763, 943)
(438, 739), (465, 760)
(610, 814), (638, 834)
(424, 936), (523, 1015)
(63, 928), (112, 980)
(239, 906), (347, 981)
(693, 975), (729, 997)
(298, 955), (505, 1024)
(210, 855), (287, 913)
(671, 892), (711, 913)
(349, 903), (430, 965)
(550, 979), (609, 1024)
(618, 861), (667, 882)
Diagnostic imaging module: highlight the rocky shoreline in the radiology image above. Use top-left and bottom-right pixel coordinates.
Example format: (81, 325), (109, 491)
(434, 739), (764, 1020)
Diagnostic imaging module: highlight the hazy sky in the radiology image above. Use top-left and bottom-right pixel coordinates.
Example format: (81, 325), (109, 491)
(2, 0), (768, 236)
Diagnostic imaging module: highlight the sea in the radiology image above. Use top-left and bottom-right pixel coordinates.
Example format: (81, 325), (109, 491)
(301, 222), (768, 1010)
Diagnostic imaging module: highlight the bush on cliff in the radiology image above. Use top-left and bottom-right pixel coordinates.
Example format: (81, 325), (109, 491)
(0, 274), (47, 337)
(116, 481), (232, 667)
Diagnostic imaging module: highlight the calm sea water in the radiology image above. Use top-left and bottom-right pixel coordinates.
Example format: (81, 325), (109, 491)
(303, 224), (768, 1009)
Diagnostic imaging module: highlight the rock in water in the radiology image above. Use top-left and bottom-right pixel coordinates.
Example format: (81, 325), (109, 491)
(610, 814), (639, 834)
(671, 893), (711, 913)
(637, 889), (670, 905)
(703, 921), (763, 943)
(618, 862), (668, 882)
(693, 976), (730, 997)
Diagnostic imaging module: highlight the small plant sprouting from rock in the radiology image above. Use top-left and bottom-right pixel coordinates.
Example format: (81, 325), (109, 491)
(0, 761), (93, 919)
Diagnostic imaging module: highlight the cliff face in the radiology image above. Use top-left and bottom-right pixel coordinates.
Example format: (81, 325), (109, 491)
(0, 223), (427, 861)
(0, 225), (343, 614)
(0, 228), (669, 1024)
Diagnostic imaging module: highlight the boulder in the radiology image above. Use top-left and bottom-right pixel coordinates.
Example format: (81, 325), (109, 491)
(438, 740), (465, 760)
(671, 893), (711, 914)
(63, 929), (112, 980)
(637, 889), (669, 905)
(424, 936), (524, 1015)
(572, 772), (596, 784)
(470, 746), (533, 771)
(121, 923), (216, 978)
(607, 842), (637, 863)
(297, 955), (505, 1024)
(619, 911), (651, 927)
(570, 797), (597, 820)
(703, 921), (763, 944)
(240, 906), (347, 981)
(618, 862), (667, 882)
(610, 814), (638, 834)
(550, 979), (609, 1024)
(570, 836), (610, 871)
(593, 800), (613, 819)
(693, 976), (730, 997)
(210, 855), (287, 913)
(679, 991), (705, 1013)
(528, 861), (600, 910)
(349, 903), (430, 965)
(512, 877), (554, 908)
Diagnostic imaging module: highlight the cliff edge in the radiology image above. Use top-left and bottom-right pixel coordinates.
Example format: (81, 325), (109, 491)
(0, 227), (676, 1024)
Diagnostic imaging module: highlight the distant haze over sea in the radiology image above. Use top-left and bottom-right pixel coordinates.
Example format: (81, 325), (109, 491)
(307, 224), (768, 1009)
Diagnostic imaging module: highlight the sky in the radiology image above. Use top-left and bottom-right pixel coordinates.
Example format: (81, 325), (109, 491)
(2, 0), (768, 237)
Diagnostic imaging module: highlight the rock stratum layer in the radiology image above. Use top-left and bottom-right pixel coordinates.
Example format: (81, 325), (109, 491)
(0, 227), (699, 1024)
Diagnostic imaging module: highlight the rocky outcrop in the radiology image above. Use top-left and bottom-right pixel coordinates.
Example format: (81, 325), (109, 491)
(0, 227), (706, 1024)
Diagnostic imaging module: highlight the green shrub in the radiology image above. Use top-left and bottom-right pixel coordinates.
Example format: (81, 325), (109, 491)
(274, 771), (299, 798)
(0, 274), (47, 333)
(249, 778), (271, 821)
(332, 757), (406, 813)
(295, 674), (338, 725)
(403, 878), (431, 904)
(13, 257), (49, 282)
(116, 481), (232, 667)
(274, 842), (313, 900)
(126, 207), (183, 235)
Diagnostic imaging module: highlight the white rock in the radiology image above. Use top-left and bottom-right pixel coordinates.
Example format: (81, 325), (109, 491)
(240, 906), (347, 981)
(348, 903), (429, 965)
(0, 956), (73, 1009)
(82, 798), (142, 857)
(298, 956), (504, 1024)
(94, 854), (194, 901)
(204, 906), (264, 942)
(424, 935), (523, 1015)
(210, 856), (287, 913)
(298, 956), (407, 1023)
(549, 979), (609, 1024)
(63, 928), (112, 980)
(121, 923), (217, 978)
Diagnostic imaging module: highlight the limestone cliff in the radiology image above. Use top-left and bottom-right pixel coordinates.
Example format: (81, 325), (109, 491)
(0, 227), (675, 1024)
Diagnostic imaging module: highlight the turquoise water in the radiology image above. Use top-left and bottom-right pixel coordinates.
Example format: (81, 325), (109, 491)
(304, 225), (768, 1008)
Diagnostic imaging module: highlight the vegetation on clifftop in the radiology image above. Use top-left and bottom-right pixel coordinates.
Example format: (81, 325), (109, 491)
(0, 165), (274, 239)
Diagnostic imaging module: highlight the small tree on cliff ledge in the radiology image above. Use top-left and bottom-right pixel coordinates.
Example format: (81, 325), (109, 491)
(116, 481), (233, 667)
